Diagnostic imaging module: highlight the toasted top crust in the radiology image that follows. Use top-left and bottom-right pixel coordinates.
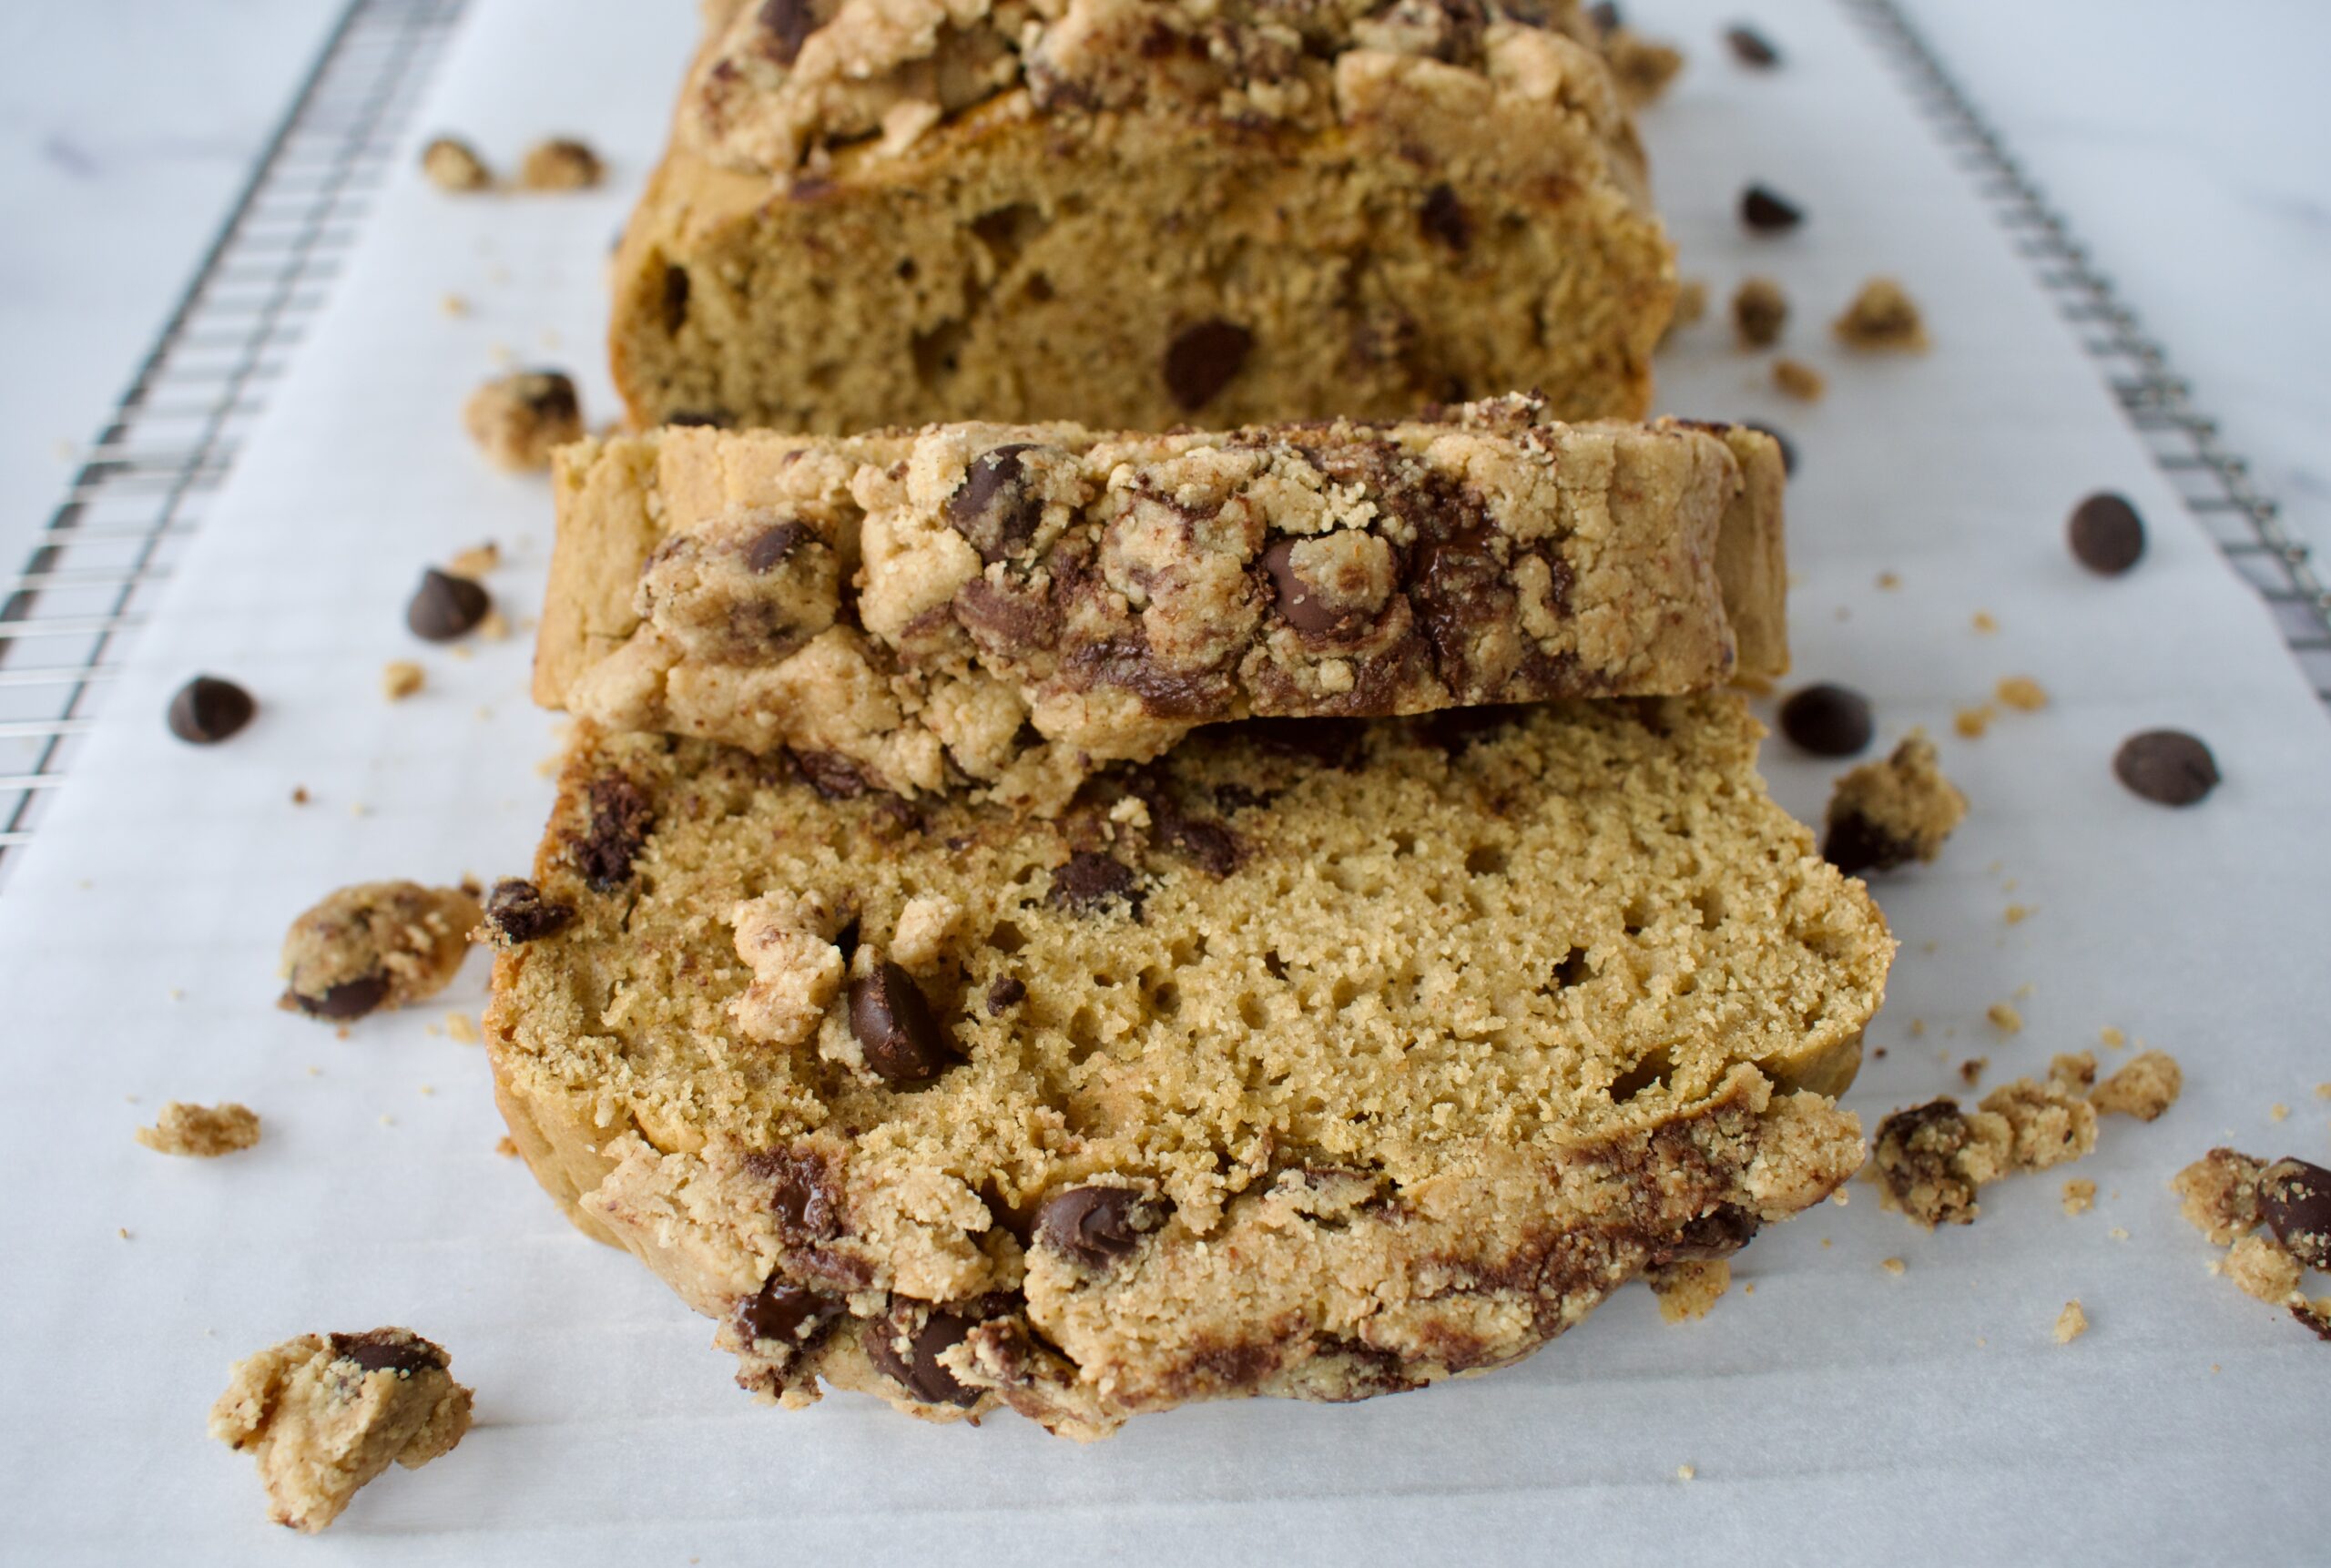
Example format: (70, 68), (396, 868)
(536, 396), (1788, 810)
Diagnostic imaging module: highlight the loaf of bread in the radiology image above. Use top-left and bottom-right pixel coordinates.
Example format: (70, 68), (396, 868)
(484, 695), (1889, 1439)
(607, 0), (1674, 433)
(536, 395), (1786, 810)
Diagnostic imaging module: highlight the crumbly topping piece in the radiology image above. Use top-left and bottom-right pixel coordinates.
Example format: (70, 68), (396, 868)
(136, 1101), (260, 1158)
(2173, 1147), (2265, 1246)
(2053, 1299), (2088, 1344)
(1873, 1056), (2106, 1228)
(1734, 277), (1786, 347)
(519, 137), (604, 191)
(2061, 1177), (2095, 1217)
(2175, 1148), (2330, 1342)
(2090, 1050), (2183, 1122)
(1821, 731), (1966, 877)
(420, 137), (491, 192)
(1834, 278), (1929, 351)
(728, 891), (849, 1047)
(279, 881), (482, 1023)
(463, 371), (583, 472)
(209, 1329), (472, 1532)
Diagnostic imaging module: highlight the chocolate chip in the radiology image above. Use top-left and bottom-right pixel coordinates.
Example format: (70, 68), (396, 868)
(746, 1145), (841, 1241)
(985, 976), (1025, 1015)
(737, 1276), (839, 1347)
(945, 443), (1043, 564)
(832, 916), (861, 964)
(660, 265), (690, 335)
(2258, 1158), (2331, 1270)
(484, 879), (574, 943)
(1036, 1186), (1158, 1268)
(791, 750), (870, 800)
(290, 974), (391, 1022)
(2112, 729), (2218, 807)
(1777, 683), (1872, 757)
(575, 774), (654, 889)
(1162, 320), (1253, 412)
(1047, 851), (1141, 915)
(406, 568), (492, 640)
(1419, 184), (1472, 251)
(1659, 1204), (1761, 1261)
(664, 408), (732, 428)
(166, 676), (255, 745)
(2068, 492), (2145, 575)
(330, 1330), (443, 1376)
(848, 962), (956, 1084)
(758, 0), (819, 64)
(862, 1302), (982, 1407)
(1725, 24), (1779, 66)
(1823, 809), (1916, 878)
(739, 520), (812, 574)
(1260, 539), (1342, 634)
(1740, 184), (1804, 233)
(514, 372), (579, 421)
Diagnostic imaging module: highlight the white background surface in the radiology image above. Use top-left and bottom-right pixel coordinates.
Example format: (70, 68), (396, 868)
(0, 0), (2326, 1563)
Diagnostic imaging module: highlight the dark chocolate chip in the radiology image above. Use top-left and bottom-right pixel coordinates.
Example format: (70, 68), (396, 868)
(1725, 24), (1779, 66)
(862, 1302), (982, 1407)
(484, 879), (574, 943)
(1659, 1203), (1761, 1261)
(660, 265), (690, 335)
(1047, 850), (1141, 915)
(758, 0), (819, 64)
(791, 750), (870, 800)
(1260, 538), (1342, 634)
(944, 443), (1043, 564)
(985, 976), (1025, 1015)
(1740, 184), (1804, 233)
(514, 372), (579, 421)
(2259, 1157), (2331, 1271)
(2112, 729), (2217, 807)
(1777, 683), (1872, 757)
(166, 676), (255, 745)
(737, 1276), (840, 1347)
(330, 1330), (443, 1376)
(1036, 1186), (1157, 1268)
(406, 568), (492, 641)
(290, 973), (391, 1022)
(1419, 183), (1472, 252)
(664, 408), (732, 428)
(744, 520), (811, 573)
(1822, 809), (1916, 878)
(848, 962), (956, 1084)
(575, 774), (654, 889)
(2068, 492), (2145, 575)
(832, 916), (861, 964)
(746, 1145), (842, 1241)
(1162, 320), (1253, 412)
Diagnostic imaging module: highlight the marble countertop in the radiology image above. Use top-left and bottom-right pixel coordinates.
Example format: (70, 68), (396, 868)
(4, 0), (2327, 578)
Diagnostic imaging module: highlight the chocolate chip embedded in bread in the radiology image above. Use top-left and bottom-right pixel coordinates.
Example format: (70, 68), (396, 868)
(1778, 683), (1872, 757)
(484, 879), (575, 944)
(167, 676), (256, 745)
(2112, 729), (2218, 807)
(2259, 1157), (2331, 1270)
(575, 774), (655, 889)
(791, 750), (870, 800)
(1047, 851), (1142, 915)
(748, 1145), (842, 1241)
(2068, 492), (2145, 575)
(1162, 321), (1253, 412)
(290, 974), (392, 1022)
(330, 1329), (446, 1376)
(863, 1301), (983, 1408)
(758, 0), (821, 65)
(1419, 184), (1472, 251)
(407, 568), (492, 641)
(944, 443), (1044, 564)
(736, 1276), (840, 1348)
(1740, 184), (1804, 232)
(743, 520), (812, 573)
(1725, 25), (1780, 66)
(1036, 1186), (1163, 1268)
(985, 976), (1025, 1015)
(848, 962), (957, 1084)
(1261, 539), (1342, 634)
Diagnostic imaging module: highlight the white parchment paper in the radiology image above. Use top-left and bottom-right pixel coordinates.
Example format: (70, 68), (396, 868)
(1, 1), (2325, 1562)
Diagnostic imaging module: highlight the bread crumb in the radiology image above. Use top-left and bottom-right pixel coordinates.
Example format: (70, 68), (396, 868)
(1733, 277), (1787, 347)
(2109, 1226), (2130, 1241)
(463, 370), (581, 471)
(1955, 706), (1993, 738)
(2004, 904), (2032, 925)
(1959, 1057), (1987, 1086)
(2100, 1026), (2125, 1048)
(1603, 27), (1685, 107)
(418, 1084), (436, 1097)
(1834, 277), (1929, 351)
(495, 1135), (519, 1158)
(519, 137), (604, 191)
(477, 608), (511, 642)
(1995, 676), (2047, 711)
(2061, 1178), (2096, 1216)
(1821, 731), (1967, 877)
(2053, 1299), (2088, 1345)
(1880, 1257), (1906, 1277)
(2225, 1235), (2303, 1304)
(1650, 1259), (1731, 1322)
(1877, 571), (1900, 590)
(136, 1102), (260, 1157)
(1675, 1463), (1697, 1482)
(382, 660), (424, 701)
(2270, 1103), (2291, 1123)
(446, 542), (500, 578)
(2090, 1051), (2183, 1121)
(1873, 1067), (2099, 1227)
(1971, 611), (1999, 634)
(2316, 1084), (2331, 1099)
(443, 1011), (480, 1045)
(421, 136), (491, 192)
(1986, 1003), (2023, 1035)
(1909, 1019), (1927, 1038)
(439, 293), (470, 318)
(1772, 357), (1825, 401)
(290, 786), (310, 805)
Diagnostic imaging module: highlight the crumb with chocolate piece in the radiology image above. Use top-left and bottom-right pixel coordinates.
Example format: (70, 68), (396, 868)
(280, 881), (482, 1022)
(519, 137), (604, 191)
(1604, 28), (1685, 107)
(1822, 731), (1965, 876)
(1733, 276), (1787, 347)
(463, 370), (581, 470)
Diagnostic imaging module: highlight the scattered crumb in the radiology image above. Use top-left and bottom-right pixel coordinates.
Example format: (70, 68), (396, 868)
(1873, 1057), (2102, 1227)
(420, 136), (491, 193)
(1821, 731), (1967, 877)
(2270, 1103), (2291, 1123)
(446, 541), (500, 578)
(1909, 1019), (1927, 1038)
(2005, 905), (2032, 925)
(2109, 1227), (2129, 1241)
(2091, 1051), (2183, 1121)
(380, 1115), (396, 1128)
(1971, 611), (1999, 634)
(1603, 27), (1685, 107)
(444, 1011), (481, 1045)
(1829, 1187), (1850, 1207)
(1733, 276), (1787, 347)
(1987, 1003), (2023, 1035)
(1821, 1237), (1832, 1248)
(382, 660), (425, 701)
(1877, 571), (1900, 590)
(1995, 676), (2047, 711)
(2101, 1026), (2126, 1048)
(1659, 280), (1707, 350)
(1833, 277), (1929, 351)
(136, 1102), (260, 1158)
(495, 1135), (520, 1158)
(1741, 1283), (1754, 1296)
(1675, 1463), (1697, 1482)
(349, 802), (370, 817)
(1650, 1259), (1731, 1323)
(290, 786), (310, 806)
(1881, 1257), (1906, 1277)
(1959, 1058), (1988, 1086)
(2053, 1299), (2088, 1345)
(488, 342), (515, 366)
(2316, 1084), (2331, 1100)
(439, 293), (470, 318)
(1955, 706), (1993, 738)
(464, 370), (582, 471)
(519, 137), (604, 191)
(1772, 357), (1825, 401)
(477, 608), (511, 642)
(2061, 1178), (2096, 1217)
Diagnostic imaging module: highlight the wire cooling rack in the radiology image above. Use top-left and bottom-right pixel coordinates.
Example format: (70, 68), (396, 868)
(0, 0), (2323, 893)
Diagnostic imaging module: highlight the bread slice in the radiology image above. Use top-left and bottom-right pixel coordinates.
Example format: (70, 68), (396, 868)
(536, 397), (1787, 810)
(484, 694), (1888, 1440)
(608, 0), (1673, 433)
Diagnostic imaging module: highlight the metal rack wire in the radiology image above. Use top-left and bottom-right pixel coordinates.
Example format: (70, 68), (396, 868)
(0, 0), (2322, 892)
(1842, 0), (2331, 704)
(0, 0), (465, 885)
